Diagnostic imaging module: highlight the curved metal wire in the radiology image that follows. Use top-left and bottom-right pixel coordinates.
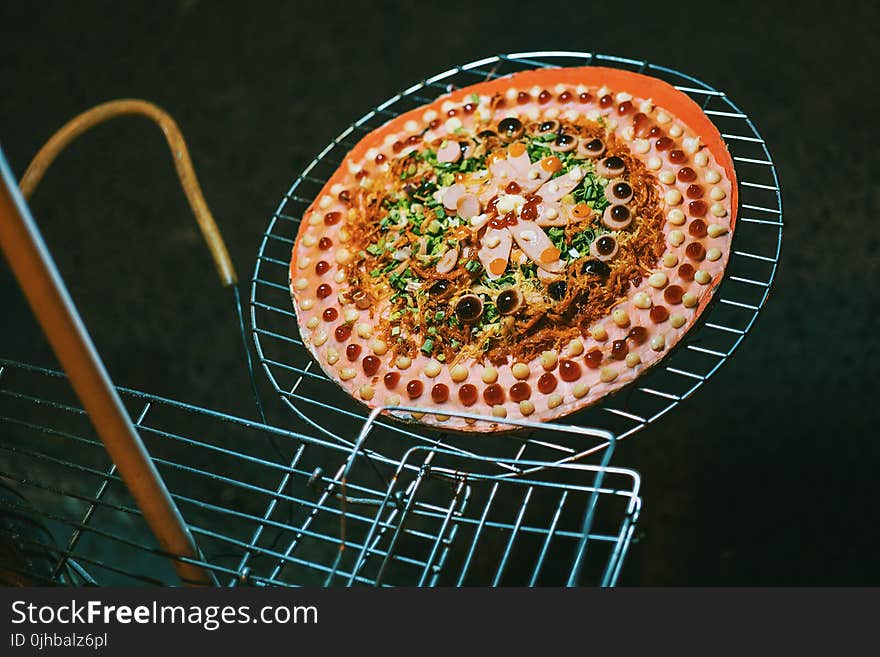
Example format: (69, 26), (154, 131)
(251, 52), (783, 466)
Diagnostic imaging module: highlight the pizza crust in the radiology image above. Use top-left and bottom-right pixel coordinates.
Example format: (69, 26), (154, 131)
(289, 67), (737, 432)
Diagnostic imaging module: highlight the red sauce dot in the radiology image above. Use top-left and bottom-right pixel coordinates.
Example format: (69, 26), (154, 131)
(559, 91), (572, 103)
(678, 263), (696, 281)
(611, 339), (628, 360)
(578, 92), (593, 103)
(315, 261), (330, 275)
(446, 108), (458, 117)
(407, 380), (424, 399)
(584, 349), (603, 369)
(431, 383), (450, 404)
(374, 153), (386, 164)
(689, 200), (708, 217)
(510, 382), (532, 402)
(362, 356), (380, 377)
(495, 98), (507, 109)
(488, 215), (507, 230)
(324, 211), (341, 225)
(428, 119), (440, 130)
(537, 372), (558, 394)
(503, 211), (518, 227)
(505, 181), (521, 194)
(559, 359), (582, 382)
(686, 242), (706, 261)
(355, 170), (368, 180)
(677, 167), (697, 182)
(517, 91), (530, 105)
(458, 384), (478, 406)
(407, 134), (420, 145)
(463, 103), (476, 114)
(633, 113), (651, 137)
(687, 184), (704, 199)
(483, 384), (505, 405)
(599, 94), (613, 108)
(617, 100), (633, 115)
(316, 283), (332, 298)
(628, 326), (648, 345)
(334, 324), (351, 341)
(689, 220), (708, 238)
(669, 149), (687, 164)
(318, 237), (333, 250)
(650, 306), (669, 323)
(664, 285), (684, 305)
(322, 307), (338, 322)
(391, 141), (404, 153)
(647, 126), (665, 139)
(384, 372), (400, 389)
(538, 90), (551, 104)
(520, 204), (538, 221)
(655, 137), (673, 151)
(337, 189), (351, 203)
(346, 344), (362, 361)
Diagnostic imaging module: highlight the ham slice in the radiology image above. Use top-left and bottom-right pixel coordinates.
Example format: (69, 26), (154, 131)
(508, 219), (564, 273)
(456, 193), (481, 220)
(437, 140), (461, 164)
(537, 166), (584, 203)
(442, 183), (466, 211)
(477, 227), (512, 279)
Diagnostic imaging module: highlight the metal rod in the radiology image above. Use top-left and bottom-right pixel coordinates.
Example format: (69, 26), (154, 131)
(0, 146), (212, 586)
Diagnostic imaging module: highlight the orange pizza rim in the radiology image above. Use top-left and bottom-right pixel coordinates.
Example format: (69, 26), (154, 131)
(289, 66), (739, 433)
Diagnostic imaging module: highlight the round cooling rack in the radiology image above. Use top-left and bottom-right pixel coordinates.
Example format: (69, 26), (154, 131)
(251, 51), (782, 467)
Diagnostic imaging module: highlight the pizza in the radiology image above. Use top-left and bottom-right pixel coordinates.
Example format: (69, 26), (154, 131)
(289, 67), (737, 432)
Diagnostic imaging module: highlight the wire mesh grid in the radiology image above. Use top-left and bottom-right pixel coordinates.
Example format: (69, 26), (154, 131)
(0, 359), (640, 587)
(251, 51), (782, 466)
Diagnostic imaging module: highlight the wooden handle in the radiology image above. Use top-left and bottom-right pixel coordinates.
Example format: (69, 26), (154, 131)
(19, 99), (238, 286)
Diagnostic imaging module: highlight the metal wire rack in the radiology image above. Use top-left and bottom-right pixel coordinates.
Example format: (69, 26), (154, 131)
(0, 359), (640, 586)
(251, 51), (783, 465)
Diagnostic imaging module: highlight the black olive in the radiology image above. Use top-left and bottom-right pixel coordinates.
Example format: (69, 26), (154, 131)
(612, 182), (632, 199)
(582, 259), (611, 277)
(476, 130), (497, 140)
(597, 236), (616, 255)
(548, 280), (567, 300)
(604, 156), (625, 170)
(498, 117), (523, 136)
(555, 133), (576, 147)
(496, 289), (522, 315)
(611, 205), (630, 221)
(585, 138), (604, 152)
(429, 280), (450, 295)
(538, 120), (558, 133)
(455, 294), (483, 322)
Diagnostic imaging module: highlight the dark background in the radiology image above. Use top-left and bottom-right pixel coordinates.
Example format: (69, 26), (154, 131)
(0, 0), (877, 585)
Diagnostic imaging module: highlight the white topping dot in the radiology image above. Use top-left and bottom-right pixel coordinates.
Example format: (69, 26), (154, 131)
(647, 156), (662, 171)
(423, 109), (438, 122)
(306, 316), (319, 330)
(335, 247), (352, 265)
(312, 330), (328, 347)
(708, 223), (729, 238)
(639, 98), (654, 114)
(424, 360), (441, 378)
(567, 339), (584, 356)
(544, 106), (559, 119)
(338, 228), (351, 243)
(667, 209), (686, 225)
(682, 292), (699, 308)
(450, 364), (469, 383)
(347, 162), (362, 175)
(359, 384), (374, 401)
(297, 256), (311, 270)
(665, 190), (683, 205)
(634, 139), (650, 154)
(356, 322), (373, 339)
(505, 87), (518, 101)
(318, 195), (333, 209)
(445, 117), (462, 132)
(344, 308), (359, 322)
(615, 92), (632, 102)
(710, 203), (728, 218)
(625, 352), (641, 368)
(481, 366), (498, 384)
(651, 334), (665, 351)
(599, 367), (618, 383)
(659, 170), (676, 185)
(554, 83), (567, 94)
(339, 367), (356, 381)
(326, 346), (339, 365)
(308, 213), (322, 226)
(622, 126), (635, 141)
(404, 120), (419, 132)
(492, 405), (508, 418)
(477, 107), (491, 121)
(547, 394), (563, 409)
(590, 324), (608, 341)
(668, 230), (685, 246)
(300, 298), (314, 311)
(371, 339), (388, 355)
(519, 400), (535, 416)
(694, 151), (709, 167)
(530, 85), (542, 97)
(302, 233), (317, 247)
(670, 314), (686, 329)
(710, 187), (726, 201)
(598, 86), (610, 97)
(656, 111), (671, 124)
(612, 309), (630, 328)
(294, 277), (308, 290)
(669, 124), (683, 138)
(662, 253), (679, 267)
(512, 363), (531, 380)
(572, 382), (590, 398)
(695, 270), (712, 285)
(387, 394), (401, 407)
(365, 147), (379, 161)
(441, 100), (455, 113)
(683, 137), (701, 154)
(706, 247), (722, 262)
(576, 84), (587, 94)
(563, 109), (580, 121)
(334, 270), (346, 284)
(705, 169), (722, 184)
(648, 272), (669, 289)
(633, 291), (653, 309)
(541, 350), (558, 370)
(396, 355), (412, 370)
(587, 108), (601, 121)
(545, 207), (558, 220)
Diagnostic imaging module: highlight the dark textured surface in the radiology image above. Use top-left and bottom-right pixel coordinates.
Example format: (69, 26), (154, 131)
(0, 0), (877, 585)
